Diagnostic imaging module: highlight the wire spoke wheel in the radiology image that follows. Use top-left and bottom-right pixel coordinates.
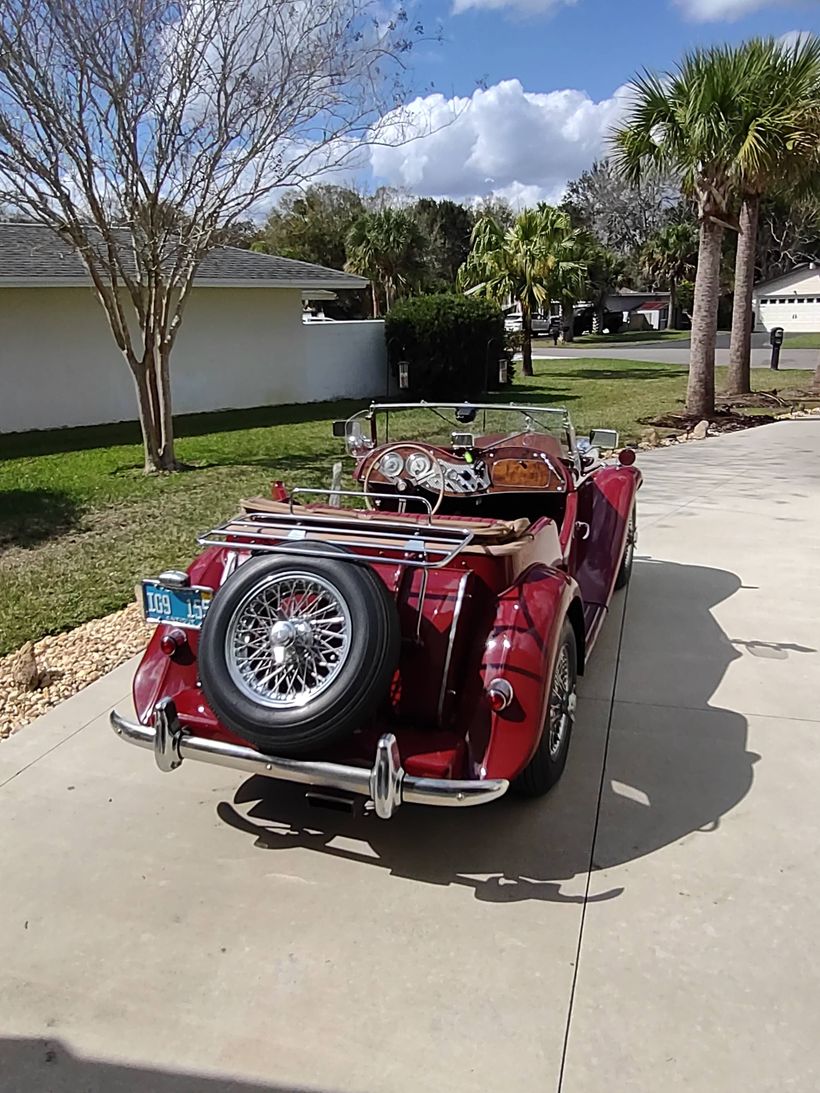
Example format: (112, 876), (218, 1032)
(548, 643), (577, 760)
(226, 572), (352, 708)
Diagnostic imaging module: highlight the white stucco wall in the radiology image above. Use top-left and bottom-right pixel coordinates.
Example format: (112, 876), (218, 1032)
(0, 286), (386, 433)
(302, 320), (387, 401)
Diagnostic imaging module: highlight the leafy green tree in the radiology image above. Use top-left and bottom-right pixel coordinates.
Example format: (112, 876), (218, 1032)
(726, 36), (820, 395)
(254, 185), (365, 270)
(459, 206), (584, 376)
(613, 42), (818, 418)
(412, 198), (475, 287)
(345, 208), (427, 315)
(640, 222), (699, 329)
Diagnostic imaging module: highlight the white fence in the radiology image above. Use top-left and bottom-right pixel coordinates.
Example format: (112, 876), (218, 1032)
(0, 285), (387, 434)
(301, 320), (387, 402)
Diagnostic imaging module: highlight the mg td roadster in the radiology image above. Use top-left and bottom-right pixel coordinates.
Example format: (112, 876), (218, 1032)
(112, 402), (641, 819)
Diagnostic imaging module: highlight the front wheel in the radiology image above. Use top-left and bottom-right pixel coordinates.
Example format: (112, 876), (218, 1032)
(614, 503), (637, 591)
(513, 620), (578, 798)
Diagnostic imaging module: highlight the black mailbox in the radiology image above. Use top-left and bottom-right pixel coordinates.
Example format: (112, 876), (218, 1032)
(770, 327), (785, 347)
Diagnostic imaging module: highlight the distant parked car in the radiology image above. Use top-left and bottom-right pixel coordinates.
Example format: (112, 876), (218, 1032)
(504, 312), (556, 336)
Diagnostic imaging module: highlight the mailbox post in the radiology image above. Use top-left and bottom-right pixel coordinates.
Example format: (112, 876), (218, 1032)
(770, 327), (784, 370)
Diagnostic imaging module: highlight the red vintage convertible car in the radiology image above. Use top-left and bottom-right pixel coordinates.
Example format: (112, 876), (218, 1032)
(112, 402), (640, 819)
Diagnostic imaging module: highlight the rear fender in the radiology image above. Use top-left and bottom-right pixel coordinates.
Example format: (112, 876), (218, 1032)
(467, 564), (580, 783)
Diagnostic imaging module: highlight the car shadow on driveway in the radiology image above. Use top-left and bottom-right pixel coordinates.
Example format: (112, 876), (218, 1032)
(0, 1037), (321, 1093)
(216, 559), (759, 903)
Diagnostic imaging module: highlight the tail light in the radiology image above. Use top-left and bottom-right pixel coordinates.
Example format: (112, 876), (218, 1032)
(487, 678), (513, 712)
(160, 628), (188, 657)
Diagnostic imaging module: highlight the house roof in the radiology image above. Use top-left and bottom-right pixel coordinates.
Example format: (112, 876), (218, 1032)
(636, 299), (670, 312)
(0, 222), (368, 290)
(754, 263), (820, 293)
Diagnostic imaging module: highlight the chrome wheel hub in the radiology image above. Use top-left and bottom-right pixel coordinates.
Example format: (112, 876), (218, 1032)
(226, 573), (351, 708)
(548, 645), (576, 760)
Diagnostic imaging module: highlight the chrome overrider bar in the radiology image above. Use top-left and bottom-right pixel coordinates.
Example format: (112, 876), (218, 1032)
(110, 698), (509, 820)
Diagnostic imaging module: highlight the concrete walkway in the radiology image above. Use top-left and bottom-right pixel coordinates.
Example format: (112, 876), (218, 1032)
(1, 420), (819, 1092)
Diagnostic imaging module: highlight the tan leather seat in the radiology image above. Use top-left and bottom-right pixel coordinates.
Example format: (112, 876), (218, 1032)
(239, 497), (531, 544)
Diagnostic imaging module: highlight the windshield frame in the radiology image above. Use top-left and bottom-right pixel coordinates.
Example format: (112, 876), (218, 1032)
(343, 401), (578, 460)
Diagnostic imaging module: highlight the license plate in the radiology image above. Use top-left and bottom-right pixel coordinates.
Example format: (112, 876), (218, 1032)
(140, 581), (213, 629)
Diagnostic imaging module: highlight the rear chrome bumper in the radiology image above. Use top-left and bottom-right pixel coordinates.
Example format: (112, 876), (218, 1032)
(110, 698), (508, 820)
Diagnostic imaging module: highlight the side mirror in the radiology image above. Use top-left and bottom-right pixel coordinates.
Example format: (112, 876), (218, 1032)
(332, 420), (347, 438)
(590, 428), (619, 450)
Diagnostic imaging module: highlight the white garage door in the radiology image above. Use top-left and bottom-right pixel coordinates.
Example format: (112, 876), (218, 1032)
(758, 295), (820, 333)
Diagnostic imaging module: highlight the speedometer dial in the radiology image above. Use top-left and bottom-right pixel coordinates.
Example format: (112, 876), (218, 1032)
(406, 452), (432, 479)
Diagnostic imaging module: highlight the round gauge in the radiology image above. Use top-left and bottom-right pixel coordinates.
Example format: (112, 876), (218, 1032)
(380, 451), (405, 478)
(406, 452), (432, 479)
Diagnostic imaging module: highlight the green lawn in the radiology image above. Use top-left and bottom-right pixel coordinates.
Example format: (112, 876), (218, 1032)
(785, 332), (820, 349)
(0, 359), (815, 655)
(563, 329), (691, 348)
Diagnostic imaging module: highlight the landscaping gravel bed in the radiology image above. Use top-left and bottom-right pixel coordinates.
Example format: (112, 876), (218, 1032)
(0, 603), (152, 738)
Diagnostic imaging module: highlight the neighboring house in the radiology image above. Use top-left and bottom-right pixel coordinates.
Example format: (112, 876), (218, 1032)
(0, 222), (382, 434)
(606, 291), (672, 331)
(753, 264), (820, 333)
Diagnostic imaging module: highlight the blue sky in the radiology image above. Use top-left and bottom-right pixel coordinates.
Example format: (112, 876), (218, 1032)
(367, 0), (820, 203)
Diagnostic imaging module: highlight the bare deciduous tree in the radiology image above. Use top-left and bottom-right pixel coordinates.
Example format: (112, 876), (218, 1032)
(0, 0), (422, 471)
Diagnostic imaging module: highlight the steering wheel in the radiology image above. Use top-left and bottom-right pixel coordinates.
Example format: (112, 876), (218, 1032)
(362, 443), (447, 516)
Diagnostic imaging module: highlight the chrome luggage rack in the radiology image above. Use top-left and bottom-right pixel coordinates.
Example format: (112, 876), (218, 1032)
(197, 489), (476, 570)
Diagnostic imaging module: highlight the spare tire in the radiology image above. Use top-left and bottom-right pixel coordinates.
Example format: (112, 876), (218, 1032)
(198, 545), (400, 756)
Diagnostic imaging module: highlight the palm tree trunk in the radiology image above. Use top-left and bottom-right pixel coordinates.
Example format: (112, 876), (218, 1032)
(813, 356), (820, 395)
(669, 280), (677, 331)
(727, 193), (761, 396)
(687, 218), (723, 418)
(521, 304), (534, 377)
(561, 300), (574, 343)
(371, 283), (380, 318)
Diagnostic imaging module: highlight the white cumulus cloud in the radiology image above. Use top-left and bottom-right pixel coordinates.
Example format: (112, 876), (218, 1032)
(369, 79), (630, 206)
(675, 0), (786, 20)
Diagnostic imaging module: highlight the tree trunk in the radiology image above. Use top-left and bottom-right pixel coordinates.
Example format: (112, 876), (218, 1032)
(561, 300), (574, 342)
(727, 193), (761, 396)
(371, 283), (380, 318)
(131, 352), (179, 473)
(813, 356), (820, 395)
(669, 280), (677, 331)
(593, 301), (604, 335)
(687, 218), (723, 419)
(521, 304), (534, 377)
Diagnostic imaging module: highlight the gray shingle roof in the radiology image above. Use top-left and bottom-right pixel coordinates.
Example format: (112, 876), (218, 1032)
(0, 221), (367, 289)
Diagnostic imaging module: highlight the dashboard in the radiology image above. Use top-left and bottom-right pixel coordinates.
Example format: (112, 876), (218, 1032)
(362, 439), (567, 498)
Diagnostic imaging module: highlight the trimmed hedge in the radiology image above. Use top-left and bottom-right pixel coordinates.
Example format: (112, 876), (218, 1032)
(384, 294), (511, 400)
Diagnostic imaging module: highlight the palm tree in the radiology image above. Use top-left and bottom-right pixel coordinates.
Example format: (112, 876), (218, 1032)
(458, 206), (584, 376)
(613, 44), (811, 418)
(345, 209), (426, 315)
(640, 222), (698, 329)
(727, 36), (820, 395)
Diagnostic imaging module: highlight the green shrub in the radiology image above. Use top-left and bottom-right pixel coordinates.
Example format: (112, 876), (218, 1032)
(384, 294), (511, 399)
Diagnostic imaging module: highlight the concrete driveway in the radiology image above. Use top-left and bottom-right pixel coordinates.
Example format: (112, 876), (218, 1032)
(2, 420), (819, 1093)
